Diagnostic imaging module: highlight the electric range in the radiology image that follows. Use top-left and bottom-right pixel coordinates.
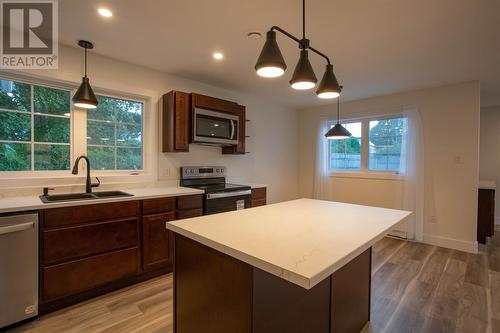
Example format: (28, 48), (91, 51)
(180, 166), (251, 215)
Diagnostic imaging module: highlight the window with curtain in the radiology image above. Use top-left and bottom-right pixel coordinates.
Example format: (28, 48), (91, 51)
(368, 118), (407, 172)
(0, 79), (71, 171)
(327, 116), (407, 173)
(328, 122), (362, 170)
(87, 95), (143, 171)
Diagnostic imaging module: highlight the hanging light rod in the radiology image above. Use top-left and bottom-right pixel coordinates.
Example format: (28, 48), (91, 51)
(324, 91), (352, 140)
(255, 0), (342, 98)
(73, 40), (98, 109)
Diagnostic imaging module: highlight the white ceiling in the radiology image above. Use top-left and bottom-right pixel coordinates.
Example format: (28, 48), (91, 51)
(58, 0), (500, 108)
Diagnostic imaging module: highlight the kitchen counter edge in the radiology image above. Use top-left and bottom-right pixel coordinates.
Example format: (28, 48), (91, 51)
(0, 187), (204, 214)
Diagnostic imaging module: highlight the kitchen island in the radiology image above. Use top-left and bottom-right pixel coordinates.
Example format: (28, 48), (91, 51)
(166, 199), (411, 333)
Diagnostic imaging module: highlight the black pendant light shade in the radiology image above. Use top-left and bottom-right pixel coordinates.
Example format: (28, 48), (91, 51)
(73, 77), (98, 109)
(255, 30), (287, 78)
(325, 123), (352, 140)
(325, 97), (352, 140)
(316, 64), (341, 99)
(73, 40), (98, 109)
(290, 49), (317, 90)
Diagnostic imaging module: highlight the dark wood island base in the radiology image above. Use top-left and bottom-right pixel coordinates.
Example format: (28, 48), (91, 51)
(173, 235), (371, 333)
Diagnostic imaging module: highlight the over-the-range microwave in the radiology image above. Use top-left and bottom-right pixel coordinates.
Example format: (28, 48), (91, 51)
(193, 108), (239, 146)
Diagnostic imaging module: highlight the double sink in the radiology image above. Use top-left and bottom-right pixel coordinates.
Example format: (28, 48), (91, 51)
(40, 191), (133, 203)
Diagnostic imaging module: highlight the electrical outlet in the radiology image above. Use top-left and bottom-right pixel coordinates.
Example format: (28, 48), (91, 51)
(430, 215), (437, 224)
(160, 168), (171, 178)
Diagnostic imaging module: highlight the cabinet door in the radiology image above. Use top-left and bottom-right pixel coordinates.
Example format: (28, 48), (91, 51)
(222, 104), (246, 155)
(143, 212), (176, 271)
(162, 91), (190, 152)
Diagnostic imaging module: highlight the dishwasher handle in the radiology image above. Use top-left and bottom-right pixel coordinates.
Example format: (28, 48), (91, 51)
(0, 222), (35, 235)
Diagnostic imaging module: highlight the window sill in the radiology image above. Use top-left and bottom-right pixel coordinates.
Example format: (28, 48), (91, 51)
(328, 171), (404, 181)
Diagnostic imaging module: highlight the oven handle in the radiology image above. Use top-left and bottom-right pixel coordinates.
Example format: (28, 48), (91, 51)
(206, 190), (251, 200)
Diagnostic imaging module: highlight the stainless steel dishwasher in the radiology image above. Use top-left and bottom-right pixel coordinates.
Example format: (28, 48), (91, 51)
(0, 213), (38, 329)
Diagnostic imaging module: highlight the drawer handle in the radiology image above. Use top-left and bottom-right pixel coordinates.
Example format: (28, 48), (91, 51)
(0, 222), (34, 235)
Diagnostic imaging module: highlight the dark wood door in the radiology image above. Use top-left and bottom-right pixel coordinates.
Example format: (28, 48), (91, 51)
(143, 212), (176, 271)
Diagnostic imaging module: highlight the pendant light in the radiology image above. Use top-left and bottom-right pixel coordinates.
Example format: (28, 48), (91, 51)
(325, 96), (352, 140)
(72, 40), (98, 109)
(255, 30), (287, 78)
(254, 0), (341, 98)
(290, 49), (317, 90)
(317, 64), (341, 99)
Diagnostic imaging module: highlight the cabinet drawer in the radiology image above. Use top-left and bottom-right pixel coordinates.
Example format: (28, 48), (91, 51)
(42, 247), (138, 301)
(177, 194), (203, 210)
(143, 197), (176, 215)
(143, 212), (176, 271)
(43, 201), (139, 228)
(43, 219), (138, 266)
(177, 208), (203, 220)
(251, 187), (266, 200)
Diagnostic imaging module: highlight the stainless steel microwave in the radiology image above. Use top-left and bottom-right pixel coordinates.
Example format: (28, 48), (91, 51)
(193, 108), (239, 146)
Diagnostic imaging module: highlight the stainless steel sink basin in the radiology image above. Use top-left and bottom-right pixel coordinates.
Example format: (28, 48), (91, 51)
(40, 191), (133, 203)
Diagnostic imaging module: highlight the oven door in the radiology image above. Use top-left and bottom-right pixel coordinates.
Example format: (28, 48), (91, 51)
(204, 190), (251, 215)
(193, 108), (239, 145)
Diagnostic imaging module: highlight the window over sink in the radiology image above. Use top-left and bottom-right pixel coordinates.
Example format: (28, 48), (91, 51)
(0, 79), (71, 171)
(0, 77), (145, 174)
(87, 95), (143, 170)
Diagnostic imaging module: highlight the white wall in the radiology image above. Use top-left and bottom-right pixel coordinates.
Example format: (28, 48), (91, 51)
(0, 44), (300, 204)
(299, 81), (481, 252)
(479, 106), (500, 224)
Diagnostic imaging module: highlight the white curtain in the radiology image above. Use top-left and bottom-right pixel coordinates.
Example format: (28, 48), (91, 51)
(313, 119), (332, 200)
(398, 108), (424, 241)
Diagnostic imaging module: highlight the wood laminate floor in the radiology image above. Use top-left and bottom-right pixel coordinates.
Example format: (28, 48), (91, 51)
(8, 235), (500, 333)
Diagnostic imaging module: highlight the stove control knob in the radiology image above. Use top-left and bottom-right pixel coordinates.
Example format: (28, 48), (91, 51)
(190, 169), (195, 174)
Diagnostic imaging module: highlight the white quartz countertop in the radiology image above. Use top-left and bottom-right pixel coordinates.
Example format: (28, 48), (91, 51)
(0, 186), (204, 214)
(479, 180), (496, 190)
(166, 198), (411, 289)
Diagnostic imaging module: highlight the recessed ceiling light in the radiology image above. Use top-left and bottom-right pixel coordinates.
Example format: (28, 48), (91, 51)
(98, 8), (112, 18)
(213, 52), (224, 60)
(247, 32), (262, 40)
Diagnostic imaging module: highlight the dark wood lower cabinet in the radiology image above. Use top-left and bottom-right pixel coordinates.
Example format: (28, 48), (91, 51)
(478, 188), (495, 244)
(251, 187), (267, 207)
(42, 218), (138, 265)
(39, 194), (203, 314)
(174, 235), (371, 333)
(42, 247), (138, 301)
(142, 212), (176, 271)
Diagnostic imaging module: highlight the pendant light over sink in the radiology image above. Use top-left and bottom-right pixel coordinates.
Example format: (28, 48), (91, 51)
(324, 95), (352, 140)
(72, 40), (98, 109)
(254, 0), (342, 98)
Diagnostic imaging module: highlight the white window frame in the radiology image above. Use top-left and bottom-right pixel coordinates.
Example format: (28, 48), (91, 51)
(328, 114), (405, 180)
(85, 92), (145, 173)
(0, 73), (150, 179)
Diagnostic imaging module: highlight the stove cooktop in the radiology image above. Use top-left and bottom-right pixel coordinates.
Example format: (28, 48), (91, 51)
(185, 183), (251, 194)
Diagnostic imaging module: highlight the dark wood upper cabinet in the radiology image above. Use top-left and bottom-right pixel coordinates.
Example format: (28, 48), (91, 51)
(161, 91), (246, 154)
(191, 93), (237, 113)
(162, 90), (191, 152)
(222, 104), (246, 155)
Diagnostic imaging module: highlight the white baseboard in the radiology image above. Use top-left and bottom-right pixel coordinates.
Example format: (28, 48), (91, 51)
(422, 234), (478, 253)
